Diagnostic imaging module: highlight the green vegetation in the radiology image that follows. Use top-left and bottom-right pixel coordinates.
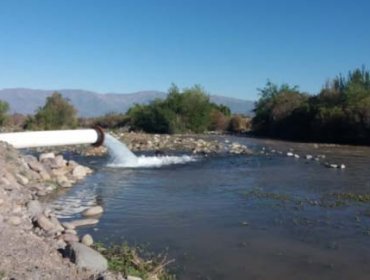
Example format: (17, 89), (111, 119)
(0, 100), (9, 126)
(94, 243), (175, 280)
(253, 66), (370, 144)
(25, 92), (78, 130)
(127, 84), (231, 134)
(79, 112), (129, 129)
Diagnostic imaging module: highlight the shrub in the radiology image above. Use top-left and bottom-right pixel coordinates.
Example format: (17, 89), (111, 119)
(25, 92), (78, 130)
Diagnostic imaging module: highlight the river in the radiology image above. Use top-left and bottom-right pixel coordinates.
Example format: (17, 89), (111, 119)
(50, 136), (370, 280)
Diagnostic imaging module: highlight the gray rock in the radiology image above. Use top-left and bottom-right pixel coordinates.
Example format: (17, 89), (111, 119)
(27, 200), (43, 220)
(71, 242), (108, 273)
(27, 159), (46, 173)
(56, 175), (72, 188)
(64, 229), (78, 235)
(82, 206), (104, 217)
(39, 152), (55, 161)
(62, 233), (79, 243)
(36, 214), (56, 232)
(287, 152), (294, 157)
(54, 155), (66, 168)
(69, 218), (99, 228)
(62, 222), (76, 230)
(39, 170), (51, 181)
(81, 234), (94, 246)
(15, 173), (29, 185)
(72, 166), (87, 180)
(49, 215), (64, 232)
(8, 216), (22, 226)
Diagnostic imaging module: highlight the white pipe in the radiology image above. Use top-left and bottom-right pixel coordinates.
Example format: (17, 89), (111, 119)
(0, 128), (104, 149)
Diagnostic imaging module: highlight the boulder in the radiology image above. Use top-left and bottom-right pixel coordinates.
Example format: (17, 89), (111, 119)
(81, 234), (94, 246)
(39, 152), (55, 162)
(26, 159), (46, 173)
(27, 200), (44, 220)
(36, 214), (56, 232)
(56, 175), (72, 188)
(82, 206), (104, 217)
(62, 222), (76, 230)
(72, 166), (87, 180)
(62, 233), (79, 243)
(71, 242), (108, 273)
(15, 173), (29, 185)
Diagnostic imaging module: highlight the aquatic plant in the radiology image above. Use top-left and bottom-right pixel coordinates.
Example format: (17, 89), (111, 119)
(94, 243), (176, 280)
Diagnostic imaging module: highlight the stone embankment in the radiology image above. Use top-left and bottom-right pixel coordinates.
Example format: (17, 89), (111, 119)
(0, 141), (126, 280)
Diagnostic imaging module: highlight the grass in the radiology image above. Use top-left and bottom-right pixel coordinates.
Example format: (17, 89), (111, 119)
(94, 243), (176, 280)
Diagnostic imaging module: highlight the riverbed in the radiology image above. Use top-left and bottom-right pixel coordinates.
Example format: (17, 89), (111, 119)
(50, 136), (370, 280)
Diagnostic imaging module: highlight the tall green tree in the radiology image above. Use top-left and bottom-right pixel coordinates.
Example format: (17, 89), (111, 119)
(127, 84), (231, 134)
(0, 100), (9, 126)
(25, 92), (78, 130)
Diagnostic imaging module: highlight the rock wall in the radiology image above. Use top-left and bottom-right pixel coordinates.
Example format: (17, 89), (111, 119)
(0, 142), (117, 279)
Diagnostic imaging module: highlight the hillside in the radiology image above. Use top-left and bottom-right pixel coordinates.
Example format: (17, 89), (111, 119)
(0, 88), (254, 117)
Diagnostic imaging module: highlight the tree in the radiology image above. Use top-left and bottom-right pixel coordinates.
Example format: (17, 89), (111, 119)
(25, 92), (78, 130)
(127, 84), (231, 134)
(0, 100), (9, 126)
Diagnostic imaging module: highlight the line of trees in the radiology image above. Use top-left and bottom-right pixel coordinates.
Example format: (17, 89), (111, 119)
(252, 66), (370, 144)
(0, 86), (250, 134)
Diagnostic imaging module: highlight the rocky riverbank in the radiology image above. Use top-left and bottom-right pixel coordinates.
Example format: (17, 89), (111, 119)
(77, 131), (253, 157)
(0, 141), (125, 280)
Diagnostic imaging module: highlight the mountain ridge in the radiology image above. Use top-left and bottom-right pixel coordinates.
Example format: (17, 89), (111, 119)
(0, 88), (254, 117)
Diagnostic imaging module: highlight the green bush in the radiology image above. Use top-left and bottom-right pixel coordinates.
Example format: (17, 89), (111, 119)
(127, 84), (230, 134)
(25, 92), (78, 130)
(0, 100), (9, 126)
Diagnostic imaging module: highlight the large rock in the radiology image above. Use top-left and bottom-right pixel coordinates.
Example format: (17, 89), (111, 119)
(71, 242), (108, 273)
(81, 234), (94, 246)
(72, 166), (87, 180)
(36, 214), (56, 232)
(62, 233), (79, 243)
(68, 219), (99, 228)
(27, 200), (44, 220)
(82, 206), (104, 217)
(25, 158), (45, 173)
(39, 152), (55, 162)
(15, 173), (29, 185)
(56, 175), (72, 188)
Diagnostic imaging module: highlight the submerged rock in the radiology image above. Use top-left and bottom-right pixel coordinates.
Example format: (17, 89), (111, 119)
(68, 219), (99, 228)
(82, 206), (104, 217)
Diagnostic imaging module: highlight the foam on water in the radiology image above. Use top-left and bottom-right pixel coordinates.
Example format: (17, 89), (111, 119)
(105, 133), (197, 168)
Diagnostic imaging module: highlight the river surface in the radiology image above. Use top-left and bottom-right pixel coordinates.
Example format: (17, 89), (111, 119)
(50, 136), (370, 280)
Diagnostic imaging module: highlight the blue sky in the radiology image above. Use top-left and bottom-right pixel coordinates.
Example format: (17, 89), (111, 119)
(0, 0), (369, 100)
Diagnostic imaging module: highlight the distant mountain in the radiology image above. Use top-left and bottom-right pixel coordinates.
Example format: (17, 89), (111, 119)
(0, 88), (254, 117)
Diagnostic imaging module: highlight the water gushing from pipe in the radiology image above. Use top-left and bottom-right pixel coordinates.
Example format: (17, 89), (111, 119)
(105, 134), (197, 168)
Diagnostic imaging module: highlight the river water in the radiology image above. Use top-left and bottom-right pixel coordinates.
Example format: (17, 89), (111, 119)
(50, 136), (370, 280)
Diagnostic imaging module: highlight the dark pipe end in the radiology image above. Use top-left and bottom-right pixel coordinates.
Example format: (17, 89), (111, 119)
(92, 126), (105, 147)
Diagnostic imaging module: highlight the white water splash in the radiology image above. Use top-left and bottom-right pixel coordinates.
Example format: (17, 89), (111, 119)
(105, 134), (197, 168)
